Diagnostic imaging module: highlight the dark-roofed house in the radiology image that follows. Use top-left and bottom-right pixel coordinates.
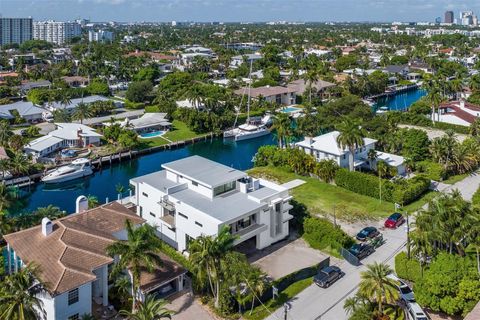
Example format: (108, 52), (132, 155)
(129, 155), (293, 252)
(234, 85), (296, 105)
(384, 65), (410, 77)
(18, 80), (52, 94)
(4, 200), (186, 320)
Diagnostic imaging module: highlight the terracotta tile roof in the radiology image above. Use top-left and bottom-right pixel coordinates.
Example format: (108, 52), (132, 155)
(4, 202), (145, 296)
(139, 253), (187, 293)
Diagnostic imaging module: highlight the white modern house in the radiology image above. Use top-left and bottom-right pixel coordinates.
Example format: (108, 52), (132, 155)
(4, 200), (187, 320)
(129, 156), (293, 252)
(230, 53), (263, 68)
(24, 123), (102, 158)
(296, 131), (406, 175)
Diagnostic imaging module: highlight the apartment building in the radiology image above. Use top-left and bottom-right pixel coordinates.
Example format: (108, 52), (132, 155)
(0, 17), (32, 45)
(130, 156), (293, 252)
(33, 21), (81, 45)
(88, 30), (114, 43)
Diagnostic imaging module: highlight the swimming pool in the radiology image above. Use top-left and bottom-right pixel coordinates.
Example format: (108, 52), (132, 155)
(138, 130), (166, 138)
(281, 106), (302, 113)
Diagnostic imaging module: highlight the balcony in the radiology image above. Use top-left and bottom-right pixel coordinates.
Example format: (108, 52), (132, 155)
(160, 214), (175, 229)
(233, 223), (267, 245)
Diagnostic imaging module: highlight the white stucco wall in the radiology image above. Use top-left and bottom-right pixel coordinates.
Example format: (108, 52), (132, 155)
(38, 282), (92, 320)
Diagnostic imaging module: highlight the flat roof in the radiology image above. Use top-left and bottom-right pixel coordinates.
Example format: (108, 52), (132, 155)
(161, 155), (246, 188)
(130, 170), (183, 192)
(171, 187), (265, 223)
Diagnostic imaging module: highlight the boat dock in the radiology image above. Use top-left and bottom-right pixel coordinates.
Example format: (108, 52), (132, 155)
(367, 83), (419, 100)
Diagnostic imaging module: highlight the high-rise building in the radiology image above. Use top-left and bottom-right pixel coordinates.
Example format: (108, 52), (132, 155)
(88, 30), (114, 43)
(33, 21), (81, 45)
(444, 11), (454, 24)
(0, 18), (33, 46)
(460, 11), (475, 26)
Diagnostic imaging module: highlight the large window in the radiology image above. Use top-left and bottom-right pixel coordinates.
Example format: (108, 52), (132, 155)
(213, 181), (236, 197)
(68, 288), (79, 305)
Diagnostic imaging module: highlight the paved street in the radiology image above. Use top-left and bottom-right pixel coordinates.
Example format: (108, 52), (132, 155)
(265, 226), (407, 320)
(441, 171), (480, 201)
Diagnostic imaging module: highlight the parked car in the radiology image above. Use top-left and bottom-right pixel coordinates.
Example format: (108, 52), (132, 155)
(348, 243), (374, 260)
(384, 212), (405, 229)
(356, 226), (380, 241)
(406, 302), (429, 320)
(388, 274), (415, 303)
(314, 266), (344, 288)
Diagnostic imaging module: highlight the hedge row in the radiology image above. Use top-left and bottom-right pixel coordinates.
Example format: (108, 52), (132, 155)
(390, 111), (470, 135)
(334, 168), (430, 205)
(394, 252), (423, 283)
(303, 216), (355, 256)
(472, 186), (480, 207)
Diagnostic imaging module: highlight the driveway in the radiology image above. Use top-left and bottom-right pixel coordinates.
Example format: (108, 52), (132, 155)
(265, 226), (407, 320)
(398, 124), (468, 142)
(251, 238), (333, 280)
(167, 290), (214, 320)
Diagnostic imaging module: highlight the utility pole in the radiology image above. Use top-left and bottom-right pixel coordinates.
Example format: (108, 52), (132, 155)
(406, 211), (411, 259)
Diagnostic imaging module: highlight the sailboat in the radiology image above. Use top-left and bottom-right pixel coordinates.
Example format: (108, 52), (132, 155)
(223, 61), (270, 141)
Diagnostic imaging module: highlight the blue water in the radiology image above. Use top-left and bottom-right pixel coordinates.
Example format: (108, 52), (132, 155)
(139, 130), (166, 138)
(281, 107), (301, 113)
(15, 134), (276, 214)
(374, 88), (426, 111)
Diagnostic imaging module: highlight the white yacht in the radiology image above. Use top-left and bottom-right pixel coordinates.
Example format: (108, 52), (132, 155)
(376, 106), (389, 114)
(224, 62), (270, 141)
(42, 158), (93, 184)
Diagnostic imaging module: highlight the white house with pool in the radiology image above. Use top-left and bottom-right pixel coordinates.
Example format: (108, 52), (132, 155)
(296, 131), (406, 175)
(129, 156), (293, 252)
(128, 113), (171, 138)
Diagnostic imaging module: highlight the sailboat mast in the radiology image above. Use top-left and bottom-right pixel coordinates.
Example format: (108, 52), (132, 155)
(247, 59), (253, 121)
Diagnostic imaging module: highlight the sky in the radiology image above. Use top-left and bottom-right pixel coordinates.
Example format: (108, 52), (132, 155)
(2, 0), (480, 23)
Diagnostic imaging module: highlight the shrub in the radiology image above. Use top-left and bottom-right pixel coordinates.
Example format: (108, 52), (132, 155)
(303, 216), (355, 256)
(415, 160), (447, 181)
(394, 252), (422, 283)
(124, 100), (145, 110)
(391, 175), (431, 205)
(472, 186), (480, 207)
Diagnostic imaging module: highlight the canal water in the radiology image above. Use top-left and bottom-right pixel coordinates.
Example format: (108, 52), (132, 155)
(16, 134), (276, 214)
(374, 88), (426, 111)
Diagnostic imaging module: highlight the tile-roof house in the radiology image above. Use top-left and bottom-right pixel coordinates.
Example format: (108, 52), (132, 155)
(4, 200), (186, 320)
(234, 85), (296, 105)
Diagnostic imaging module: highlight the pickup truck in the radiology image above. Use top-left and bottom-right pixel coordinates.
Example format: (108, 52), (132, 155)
(313, 266), (344, 288)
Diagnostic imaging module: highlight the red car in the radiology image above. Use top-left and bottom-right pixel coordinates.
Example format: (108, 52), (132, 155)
(384, 213), (405, 229)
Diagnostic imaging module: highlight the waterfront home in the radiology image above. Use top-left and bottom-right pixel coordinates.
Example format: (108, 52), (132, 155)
(24, 123), (102, 158)
(0, 100), (45, 122)
(295, 131), (406, 175)
(384, 65), (410, 78)
(18, 80), (52, 95)
(437, 100), (480, 126)
(127, 113), (172, 133)
(61, 76), (90, 88)
(287, 79), (336, 100)
(129, 156), (293, 252)
(4, 200), (186, 320)
(234, 85), (296, 105)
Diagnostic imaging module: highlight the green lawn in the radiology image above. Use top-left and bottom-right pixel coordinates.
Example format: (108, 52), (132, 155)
(243, 277), (313, 320)
(136, 120), (208, 150)
(442, 173), (470, 185)
(248, 166), (396, 219)
(162, 120), (208, 141)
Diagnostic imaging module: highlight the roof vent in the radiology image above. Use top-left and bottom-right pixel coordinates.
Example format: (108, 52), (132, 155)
(41, 217), (53, 236)
(76, 195), (88, 213)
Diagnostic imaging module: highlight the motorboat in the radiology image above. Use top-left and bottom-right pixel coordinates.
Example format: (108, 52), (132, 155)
(224, 117), (270, 141)
(42, 158), (93, 184)
(376, 106), (389, 114)
(224, 61), (271, 141)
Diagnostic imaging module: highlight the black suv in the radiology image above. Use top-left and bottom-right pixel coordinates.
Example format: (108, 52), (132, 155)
(314, 266), (344, 288)
(348, 243), (374, 260)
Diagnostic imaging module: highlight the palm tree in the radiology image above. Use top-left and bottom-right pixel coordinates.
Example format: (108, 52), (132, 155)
(86, 195), (99, 208)
(425, 80), (442, 124)
(0, 120), (13, 147)
(8, 152), (30, 177)
(0, 184), (16, 212)
(358, 262), (399, 316)
(52, 109), (72, 123)
(272, 113), (292, 148)
(106, 220), (163, 312)
(245, 270), (267, 315)
(119, 295), (174, 320)
(60, 91), (72, 110)
(367, 149), (377, 170)
(470, 118), (480, 137)
(336, 117), (367, 172)
(188, 225), (237, 309)
(72, 102), (92, 124)
(0, 264), (46, 320)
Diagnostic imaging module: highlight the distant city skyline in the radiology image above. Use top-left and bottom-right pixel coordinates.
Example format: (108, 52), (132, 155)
(2, 0), (480, 23)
